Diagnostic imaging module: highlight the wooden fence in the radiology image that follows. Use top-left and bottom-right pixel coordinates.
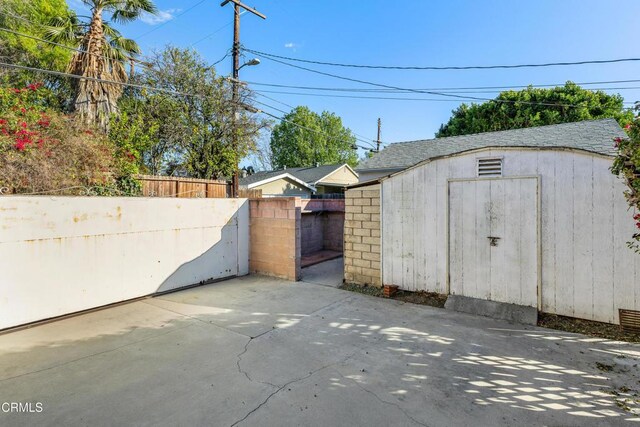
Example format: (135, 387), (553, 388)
(137, 175), (261, 199)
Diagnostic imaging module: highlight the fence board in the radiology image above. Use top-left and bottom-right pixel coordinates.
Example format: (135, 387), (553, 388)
(137, 175), (261, 199)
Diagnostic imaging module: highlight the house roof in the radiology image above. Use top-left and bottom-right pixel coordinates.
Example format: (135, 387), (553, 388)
(357, 119), (626, 171)
(240, 171), (315, 191)
(240, 164), (357, 188)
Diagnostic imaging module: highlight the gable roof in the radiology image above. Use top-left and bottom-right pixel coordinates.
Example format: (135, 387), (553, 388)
(240, 164), (357, 188)
(357, 119), (626, 171)
(241, 171), (315, 191)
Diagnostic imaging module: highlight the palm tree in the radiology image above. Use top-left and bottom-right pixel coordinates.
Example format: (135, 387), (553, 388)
(44, 0), (157, 130)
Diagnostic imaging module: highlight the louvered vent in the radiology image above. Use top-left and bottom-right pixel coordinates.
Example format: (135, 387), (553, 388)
(477, 157), (503, 177)
(619, 309), (640, 334)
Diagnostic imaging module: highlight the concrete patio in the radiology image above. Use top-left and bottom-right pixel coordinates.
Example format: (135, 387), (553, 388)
(1, 272), (639, 426)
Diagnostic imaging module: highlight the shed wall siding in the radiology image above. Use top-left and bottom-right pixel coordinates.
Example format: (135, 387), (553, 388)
(381, 148), (639, 324)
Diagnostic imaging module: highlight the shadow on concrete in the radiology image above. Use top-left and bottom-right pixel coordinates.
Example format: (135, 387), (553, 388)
(302, 257), (344, 288)
(0, 276), (638, 426)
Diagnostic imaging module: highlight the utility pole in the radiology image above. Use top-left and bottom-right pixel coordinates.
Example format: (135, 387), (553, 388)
(376, 118), (382, 153)
(220, 0), (266, 197)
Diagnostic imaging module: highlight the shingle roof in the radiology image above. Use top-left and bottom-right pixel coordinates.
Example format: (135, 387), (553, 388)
(240, 164), (351, 186)
(239, 170), (288, 186)
(357, 119), (626, 171)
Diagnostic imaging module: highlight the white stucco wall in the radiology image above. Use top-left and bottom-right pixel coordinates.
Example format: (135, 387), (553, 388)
(381, 147), (640, 324)
(0, 196), (249, 330)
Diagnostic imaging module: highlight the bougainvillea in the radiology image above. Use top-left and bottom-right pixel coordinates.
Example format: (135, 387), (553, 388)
(611, 107), (640, 252)
(0, 84), (140, 195)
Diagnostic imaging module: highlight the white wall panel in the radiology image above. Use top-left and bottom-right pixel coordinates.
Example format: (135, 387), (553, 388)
(381, 148), (639, 323)
(0, 197), (249, 329)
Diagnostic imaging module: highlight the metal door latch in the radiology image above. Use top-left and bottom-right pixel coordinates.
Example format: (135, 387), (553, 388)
(487, 236), (501, 246)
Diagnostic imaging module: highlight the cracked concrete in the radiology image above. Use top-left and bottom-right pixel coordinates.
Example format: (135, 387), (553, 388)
(1, 271), (639, 426)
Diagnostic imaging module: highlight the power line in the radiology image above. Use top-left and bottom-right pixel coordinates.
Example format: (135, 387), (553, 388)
(251, 98), (377, 149)
(189, 12), (246, 48)
(0, 61), (200, 98)
(249, 87), (640, 104)
(134, 0), (209, 40)
(257, 108), (373, 151)
(0, 24), (159, 75)
(244, 49), (597, 109)
(251, 88), (479, 103)
(253, 91), (295, 109)
(251, 90), (380, 147)
(244, 48), (640, 71)
(211, 50), (232, 67)
(242, 79), (640, 93)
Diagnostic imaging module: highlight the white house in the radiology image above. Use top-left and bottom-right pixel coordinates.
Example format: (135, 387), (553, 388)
(240, 164), (359, 197)
(349, 119), (639, 324)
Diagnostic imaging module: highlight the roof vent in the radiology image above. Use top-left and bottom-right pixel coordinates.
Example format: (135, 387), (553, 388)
(477, 157), (503, 177)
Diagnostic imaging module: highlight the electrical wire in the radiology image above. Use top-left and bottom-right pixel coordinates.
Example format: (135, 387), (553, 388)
(0, 61), (381, 149)
(189, 11), (247, 48)
(244, 48), (640, 71)
(134, 0), (209, 40)
(251, 98), (378, 150)
(249, 87), (640, 104)
(253, 92), (295, 109)
(244, 50), (598, 108)
(236, 79), (640, 93)
(0, 25), (160, 75)
(251, 88), (479, 103)
(0, 61), (200, 97)
(251, 91), (380, 147)
(257, 106), (373, 151)
(246, 81), (640, 95)
(210, 50), (232, 67)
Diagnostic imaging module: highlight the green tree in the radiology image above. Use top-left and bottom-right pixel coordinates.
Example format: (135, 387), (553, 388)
(437, 83), (634, 137)
(611, 106), (640, 253)
(113, 46), (266, 179)
(270, 106), (358, 169)
(0, 0), (73, 107)
(44, 0), (157, 129)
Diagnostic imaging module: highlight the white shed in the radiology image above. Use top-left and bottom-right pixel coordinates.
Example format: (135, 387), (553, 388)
(379, 119), (639, 324)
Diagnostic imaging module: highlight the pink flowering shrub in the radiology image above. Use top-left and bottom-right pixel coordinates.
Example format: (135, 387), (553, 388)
(0, 84), (139, 195)
(611, 110), (640, 252)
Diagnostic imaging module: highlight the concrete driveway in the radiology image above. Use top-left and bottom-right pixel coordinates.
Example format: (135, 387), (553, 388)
(1, 274), (639, 427)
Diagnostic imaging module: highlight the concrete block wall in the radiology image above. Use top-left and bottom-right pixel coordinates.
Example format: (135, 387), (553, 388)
(301, 213), (324, 256)
(249, 198), (301, 281)
(323, 211), (344, 252)
(344, 184), (382, 286)
(298, 199), (345, 256)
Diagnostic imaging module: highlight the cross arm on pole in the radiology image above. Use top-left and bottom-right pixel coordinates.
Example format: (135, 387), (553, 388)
(220, 0), (266, 19)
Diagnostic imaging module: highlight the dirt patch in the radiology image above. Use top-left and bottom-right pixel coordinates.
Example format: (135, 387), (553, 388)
(607, 386), (640, 415)
(394, 290), (447, 308)
(340, 283), (384, 298)
(340, 284), (447, 308)
(538, 312), (640, 343)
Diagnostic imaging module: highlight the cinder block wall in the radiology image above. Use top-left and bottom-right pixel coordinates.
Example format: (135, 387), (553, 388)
(298, 199), (345, 256)
(323, 211), (344, 252)
(249, 198), (301, 281)
(344, 184), (381, 286)
(301, 213), (324, 256)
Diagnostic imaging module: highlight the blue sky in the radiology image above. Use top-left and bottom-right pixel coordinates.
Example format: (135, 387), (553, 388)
(69, 0), (640, 157)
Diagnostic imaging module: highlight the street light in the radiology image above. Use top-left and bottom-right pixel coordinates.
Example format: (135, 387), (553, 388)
(239, 58), (260, 69)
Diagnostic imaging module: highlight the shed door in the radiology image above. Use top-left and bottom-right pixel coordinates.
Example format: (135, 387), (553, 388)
(448, 178), (539, 307)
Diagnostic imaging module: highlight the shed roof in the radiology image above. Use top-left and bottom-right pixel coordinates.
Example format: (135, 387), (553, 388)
(357, 119), (625, 171)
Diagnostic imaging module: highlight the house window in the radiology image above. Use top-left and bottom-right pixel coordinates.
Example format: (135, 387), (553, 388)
(477, 157), (503, 177)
